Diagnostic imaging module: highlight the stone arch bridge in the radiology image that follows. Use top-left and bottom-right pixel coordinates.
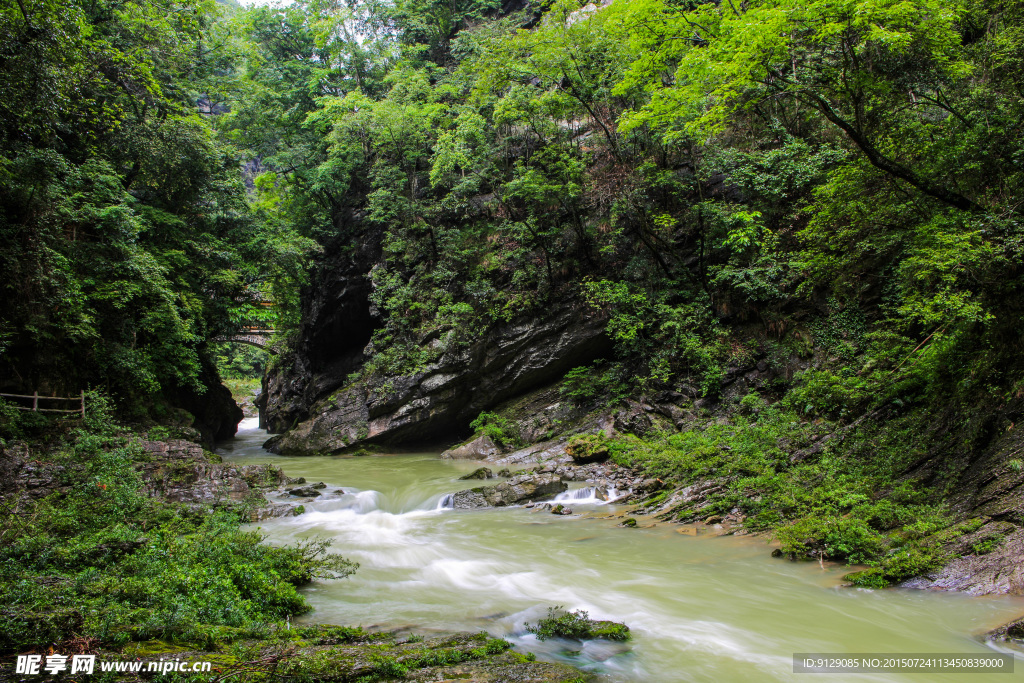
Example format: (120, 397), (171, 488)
(215, 326), (276, 352)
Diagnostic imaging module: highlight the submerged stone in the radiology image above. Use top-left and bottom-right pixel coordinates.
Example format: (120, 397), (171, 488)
(988, 615), (1024, 643)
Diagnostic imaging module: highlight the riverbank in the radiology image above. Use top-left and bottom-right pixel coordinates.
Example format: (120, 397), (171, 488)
(408, 377), (1024, 597)
(221, 419), (1024, 683)
(0, 404), (587, 682)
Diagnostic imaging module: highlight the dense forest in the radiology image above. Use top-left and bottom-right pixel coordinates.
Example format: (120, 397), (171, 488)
(5, 0), (1022, 421)
(2, 0), (1024, 671)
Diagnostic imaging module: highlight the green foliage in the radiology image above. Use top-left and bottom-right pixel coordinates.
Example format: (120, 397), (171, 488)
(775, 516), (885, 565)
(214, 343), (269, 380)
(845, 547), (942, 588)
(0, 399), (51, 442)
(784, 369), (874, 420)
(584, 281), (727, 393)
(560, 363), (630, 406)
(214, 0), (1024, 426)
(970, 534), (1004, 555)
(0, 0), (319, 416)
(0, 407), (356, 653)
(4, 0), (1024, 629)
(469, 411), (518, 449)
(612, 402), (956, 570)
(526, 607), (630, 642)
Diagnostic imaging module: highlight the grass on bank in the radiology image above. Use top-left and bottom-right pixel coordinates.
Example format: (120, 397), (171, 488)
(0, 395), (355, 654)
(581, 391), (987, 587)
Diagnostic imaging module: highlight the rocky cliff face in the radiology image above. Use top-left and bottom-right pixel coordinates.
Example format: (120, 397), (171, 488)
(173, 358), (244, 446)
(264, 301), (612, 455)
(260, 217), (383, 434)
(899, 402), (1024, 595)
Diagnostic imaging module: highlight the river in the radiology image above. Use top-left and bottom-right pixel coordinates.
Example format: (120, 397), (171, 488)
(219, 418), (1024, 682)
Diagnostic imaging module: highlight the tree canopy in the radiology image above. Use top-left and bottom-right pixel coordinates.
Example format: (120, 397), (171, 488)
(3, 0), (1023, 419)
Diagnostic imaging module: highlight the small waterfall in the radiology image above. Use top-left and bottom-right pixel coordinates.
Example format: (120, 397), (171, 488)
(558, 487), (599, 501)
(436, 493), (455, 510)
(348, 489), (383, 513)
(310, 489), (383, 514)
(552, 486), (621, 504)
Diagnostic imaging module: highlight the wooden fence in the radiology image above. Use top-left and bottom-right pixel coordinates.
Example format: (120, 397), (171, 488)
(0, 390), (86, 417)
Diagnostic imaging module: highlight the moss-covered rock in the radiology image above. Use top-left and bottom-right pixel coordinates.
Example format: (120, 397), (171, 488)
(526, 608), (630, 643)
(566, 433), (610, 464)
(459, 467), (494, 480)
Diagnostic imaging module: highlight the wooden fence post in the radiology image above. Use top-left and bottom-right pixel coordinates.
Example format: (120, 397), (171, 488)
(81, 390), (86, 418)
(32, 391), (38, 412)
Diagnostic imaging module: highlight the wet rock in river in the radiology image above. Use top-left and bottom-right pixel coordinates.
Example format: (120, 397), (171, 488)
(247, 504), (306, 522)
(450, 473), (567, 509)
(136, 440), (285, 506)
(459, 467), (494, 480)
(988, 615), (1024, 644)
(288, 486), (322, 497)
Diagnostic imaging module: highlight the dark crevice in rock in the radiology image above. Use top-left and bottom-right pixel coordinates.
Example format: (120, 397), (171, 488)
(264, 300), (612, 454)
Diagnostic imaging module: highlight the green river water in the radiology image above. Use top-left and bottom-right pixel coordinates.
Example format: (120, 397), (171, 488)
(220, 418), (1024, 682)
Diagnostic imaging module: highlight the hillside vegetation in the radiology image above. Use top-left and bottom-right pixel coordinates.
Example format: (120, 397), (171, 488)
(3, 0), (1024, 600)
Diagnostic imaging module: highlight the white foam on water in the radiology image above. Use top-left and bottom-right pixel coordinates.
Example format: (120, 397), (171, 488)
(306, 489), (383, 514)
(222, 426), (1024, 683)
(417, 558), (513, 591)
(552, 486), (623, 505)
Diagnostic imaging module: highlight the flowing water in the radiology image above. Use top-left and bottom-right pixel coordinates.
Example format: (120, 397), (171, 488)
(220, 418), (1024, 682)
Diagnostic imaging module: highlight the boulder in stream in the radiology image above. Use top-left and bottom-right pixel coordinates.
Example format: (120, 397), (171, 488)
(288, 486), (322, 497)
(442, 435), (499, 460)
(565, 433), (610, 464)
(450, 473), (566, 509)
(988, 615), (1024, 644)
(459, 467), (493, 480)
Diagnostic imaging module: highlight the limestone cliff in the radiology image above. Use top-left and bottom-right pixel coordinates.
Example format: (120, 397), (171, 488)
(264, 301), (611, 454)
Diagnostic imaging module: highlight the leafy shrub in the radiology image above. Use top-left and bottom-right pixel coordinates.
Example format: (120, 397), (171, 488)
(845, 545), (944, 588)
(785, 369), (874, 420)
(971, 535), (1004, 555)
(738, 391), (766, 416)
(469, 412), (518, 448)
(0, 408), (357, 652)
(0, 399), (52, 441)
(560, 363), (630, 406)
(526, 607), (629, 642)
(775, 516), (885, 564)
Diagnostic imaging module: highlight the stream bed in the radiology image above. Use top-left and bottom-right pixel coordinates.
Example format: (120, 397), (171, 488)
(220, 418), (1024, 682)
